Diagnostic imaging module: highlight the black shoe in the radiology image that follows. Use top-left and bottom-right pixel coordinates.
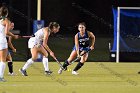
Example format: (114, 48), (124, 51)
(138, 71), (140, 74)
(45, 70), (53, 75)
(0, 77), (6, 82)
(19, 68), (28, 76)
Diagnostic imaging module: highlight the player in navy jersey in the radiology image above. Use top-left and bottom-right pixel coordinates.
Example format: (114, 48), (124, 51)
(58, 22), (95, 75)
(5, 22), (17, 76)
(6, 35), (17, 76)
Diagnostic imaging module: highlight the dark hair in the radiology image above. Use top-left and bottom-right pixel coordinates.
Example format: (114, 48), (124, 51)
(0, 6), (8, 17)
(77, 22), (86, 27)
(49, 22), (60, 30)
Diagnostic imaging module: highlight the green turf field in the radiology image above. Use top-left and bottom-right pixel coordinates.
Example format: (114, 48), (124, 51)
(0, 62), (140, 93)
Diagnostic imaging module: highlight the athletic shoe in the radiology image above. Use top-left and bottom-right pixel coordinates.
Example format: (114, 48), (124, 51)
(0, 77), (6, 82)
(8, 72), (17, 76)
(45, 70), (53, 75)
(19, 68), (28, 76)
(72, 71), (79, 75)
(138, 71), (140, 74)
(58, 68), (63, 74)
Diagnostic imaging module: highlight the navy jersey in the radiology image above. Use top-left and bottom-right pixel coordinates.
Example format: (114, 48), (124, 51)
(6, 37), (12, 50)
(78, 31), (89, 48)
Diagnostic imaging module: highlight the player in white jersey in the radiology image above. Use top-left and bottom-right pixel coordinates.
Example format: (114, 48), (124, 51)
(19, 22), (60, 76)
(0, 6), (18, 82)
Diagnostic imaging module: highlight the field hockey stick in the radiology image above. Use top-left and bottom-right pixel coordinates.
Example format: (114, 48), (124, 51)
(19, 36), (32, 38)
(53, 57), (65, 70)
(70, 49), (91, 64)
(42, 45), (64, 70)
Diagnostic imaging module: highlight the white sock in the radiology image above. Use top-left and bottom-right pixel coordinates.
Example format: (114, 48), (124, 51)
(22, 58), (34, 70)
(0, 62), (6, 78)
(42, 57), (49, 71)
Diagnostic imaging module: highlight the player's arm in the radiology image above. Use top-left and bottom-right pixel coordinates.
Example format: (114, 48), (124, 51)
(88, 31), (95, 50)
(8, 36), (16, 52)
(43, 28), (52, 53)
(75, 34), (80, 57)
(4, 18), (18, 39)
(9, 22), (14, 30)
(43, 28), (56, 58)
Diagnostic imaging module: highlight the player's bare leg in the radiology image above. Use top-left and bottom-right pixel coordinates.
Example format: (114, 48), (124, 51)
(0, 49), (7, 82)
(19, 48), (37, 76)
(40, 46), (53, 75)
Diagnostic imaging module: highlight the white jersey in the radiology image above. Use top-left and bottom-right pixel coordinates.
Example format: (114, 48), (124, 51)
(0, 19), (8, 50)
(34, 28), (45, 42)
(28, 28), (46, 48)
(0, 19), (7, 43)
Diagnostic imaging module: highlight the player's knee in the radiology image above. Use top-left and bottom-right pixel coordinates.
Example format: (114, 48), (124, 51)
(31, 58), (36, 61)
(43, 52), (48, 58)
(28, 58), (34, 64)
(31, 55), (39, 61)
(65, 60), (70, 65)
(44, 54), (48, 58)
(80, 58), (87, 62)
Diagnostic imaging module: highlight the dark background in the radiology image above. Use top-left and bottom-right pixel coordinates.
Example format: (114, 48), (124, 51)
(0, 0), (140, 61)
(0, 0), (139, 36)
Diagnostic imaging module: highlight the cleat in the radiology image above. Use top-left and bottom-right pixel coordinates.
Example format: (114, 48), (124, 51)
(58, 68), (63, 74)
(0, 77), (6, 82)
(45, 70), (53, 75)
(72, 71), (79, 75)
(8, 72), (17, 76)
(138, 71), (140, 74)
(19, 68), (28, 76)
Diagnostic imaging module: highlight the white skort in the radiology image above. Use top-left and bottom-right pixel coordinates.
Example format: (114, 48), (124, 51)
(28, 37), (41, 48)
(0, 42), (8, 50)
